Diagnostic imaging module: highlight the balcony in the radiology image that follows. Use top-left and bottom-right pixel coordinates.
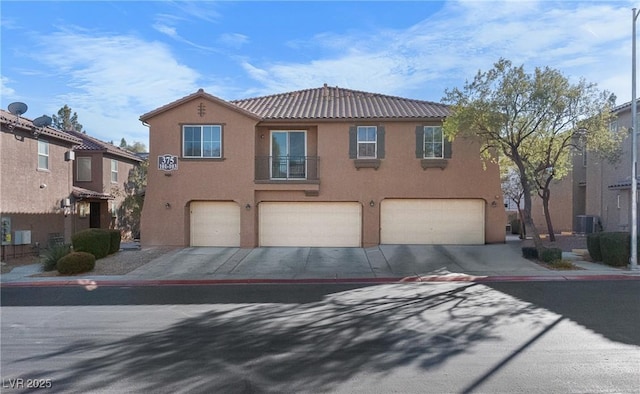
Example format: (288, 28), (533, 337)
(255, 156), (319, 182)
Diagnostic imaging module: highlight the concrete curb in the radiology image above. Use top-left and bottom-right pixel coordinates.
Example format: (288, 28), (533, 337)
(2, 274), (639, 288)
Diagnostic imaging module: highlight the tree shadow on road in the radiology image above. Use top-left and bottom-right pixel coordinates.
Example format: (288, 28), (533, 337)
(12, 283), (551, 393)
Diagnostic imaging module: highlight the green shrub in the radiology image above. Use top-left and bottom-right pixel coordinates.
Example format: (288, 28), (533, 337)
(522, 246), (538, 259)
(547, 259), (577, 270)
(600, 232), (630, 267)
(510, 219), (520, 235)
(108, 229), (121, 255)
(42, 244), (72, 271)
(540, 247), (563, 263)
(56, 252), (96, 275)
(586, 232), (603, 262)
(72, 229), (110, 259)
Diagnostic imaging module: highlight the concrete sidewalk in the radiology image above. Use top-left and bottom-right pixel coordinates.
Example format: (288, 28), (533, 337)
(2, 239), (639, 286)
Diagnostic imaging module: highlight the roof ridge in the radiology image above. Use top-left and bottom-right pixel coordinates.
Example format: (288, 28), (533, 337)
(231, 85), (448, 107)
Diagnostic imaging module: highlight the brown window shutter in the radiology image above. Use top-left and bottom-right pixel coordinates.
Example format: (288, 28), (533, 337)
(349, 126), (357, 159)
(444, 138), (452, 158)
(415, 126), (424, 158)
(377, 126), (385, 159)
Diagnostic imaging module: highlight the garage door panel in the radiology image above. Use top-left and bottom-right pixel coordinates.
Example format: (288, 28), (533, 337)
(260, 202), (361, 247)
(190, 201), (240, 247)
(381, 199), (484, 245)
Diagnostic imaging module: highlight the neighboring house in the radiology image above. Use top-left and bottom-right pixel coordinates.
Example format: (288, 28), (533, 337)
(139, 86), (506, 248)
(64, 129), (143, 236)
(0, 109), (81, 259)
(578, 100), (639, 233)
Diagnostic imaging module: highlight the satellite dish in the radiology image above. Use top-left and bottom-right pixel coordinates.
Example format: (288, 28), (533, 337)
(8, 102), (28, 116)
(33, 115), (52, 128)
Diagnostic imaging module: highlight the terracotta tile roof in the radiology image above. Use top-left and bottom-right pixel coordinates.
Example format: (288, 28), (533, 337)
(230, 85), (450, 120)
(72, 186), (113, 200)
(64, 129), (143, 163)
(0, 109), (82, 144)
(611, 99), (640, 114)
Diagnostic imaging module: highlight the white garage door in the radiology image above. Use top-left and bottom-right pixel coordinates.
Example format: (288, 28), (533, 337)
(259, 202), (361, 247)
(190, 201), (241, 247)
(381, 199), (485, 245)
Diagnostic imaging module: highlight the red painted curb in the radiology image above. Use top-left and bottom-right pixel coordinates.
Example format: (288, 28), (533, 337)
(1, 274), (639, 288)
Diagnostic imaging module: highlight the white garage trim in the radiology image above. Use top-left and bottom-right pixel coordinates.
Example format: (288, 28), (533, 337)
(259, 202), (362, 247)
(381, 199), (485, 245)
(190, 201), (241, 247)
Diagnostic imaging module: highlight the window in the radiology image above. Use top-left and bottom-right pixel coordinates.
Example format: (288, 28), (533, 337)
(77, 157), (92, 181)
(183, 125), (222, 158)
(271, 131), (306, 179)
(357, 126), (377, 158)
(38, 140), (49, 170)
(111, 159), (118, 183)
(609, 119), (618, 133)
(423, 126), (444, 158)
(582, 150), (588, 167)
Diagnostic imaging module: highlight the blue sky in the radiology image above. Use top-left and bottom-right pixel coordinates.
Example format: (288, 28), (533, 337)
(1, 1), (636, 146)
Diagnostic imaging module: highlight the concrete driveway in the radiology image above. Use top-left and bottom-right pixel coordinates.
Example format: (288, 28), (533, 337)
(125, 241), (558, 281)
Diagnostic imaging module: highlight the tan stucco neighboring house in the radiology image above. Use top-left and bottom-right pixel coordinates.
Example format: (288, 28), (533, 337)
(139, 85), (506, 248)
(1, 109), (82, 259)
(579, 100), (638, 233)
(63, 129), (143, 235)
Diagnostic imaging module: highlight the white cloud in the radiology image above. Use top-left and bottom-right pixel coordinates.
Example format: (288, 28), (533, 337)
(240, 1), (636, 103)
(218, 33), (249, 48)
(0, 76), (16, 98)
(30, 28), (201, 141)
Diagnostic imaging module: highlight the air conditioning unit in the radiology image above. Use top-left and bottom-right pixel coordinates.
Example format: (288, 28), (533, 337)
(575, 215), (599, 234)
(64, 151), (75, 161)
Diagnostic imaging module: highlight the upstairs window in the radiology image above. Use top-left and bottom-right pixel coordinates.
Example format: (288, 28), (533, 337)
(357, 126), (377, 158)
(183, 125), (222, 158)
(111, 159), (118, 183)
(423, 126), (444, 158)
(77, 157), (92, 181)
(38, 139), (49, 170)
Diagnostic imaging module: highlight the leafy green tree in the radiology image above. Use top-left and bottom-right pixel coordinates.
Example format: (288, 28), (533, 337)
(52, 105), (83, 132)
(443, 58), (622, 250)
(117, 138), (147, 153)
(117, 159), (148, 239)
(120, 138), (127, 148)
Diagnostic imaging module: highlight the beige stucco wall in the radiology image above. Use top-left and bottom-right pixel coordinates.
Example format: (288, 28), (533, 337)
(530, 174), (574, 234)
(141, 96), (506, 247)
(0, 129), (74, 248)
(585, 108), (635, 232)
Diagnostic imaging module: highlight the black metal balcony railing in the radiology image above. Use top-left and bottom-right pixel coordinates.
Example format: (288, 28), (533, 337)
(255, 156), (319, 181)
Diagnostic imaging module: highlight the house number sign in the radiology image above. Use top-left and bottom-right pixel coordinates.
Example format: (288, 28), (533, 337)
(158, 154), (178, 171)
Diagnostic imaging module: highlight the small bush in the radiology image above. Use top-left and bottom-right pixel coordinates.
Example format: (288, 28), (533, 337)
(57, 252), (96, 275)
(586, 232), (603, 262)
(108, 229), (121, 255)
(547, 259), (577, 270)
(42, 243), (72, 271)
(600, 232), (630, 267)
(522, 246), (538, 259)
(72, 229), (110, 259)
(540, 247), (563, 263)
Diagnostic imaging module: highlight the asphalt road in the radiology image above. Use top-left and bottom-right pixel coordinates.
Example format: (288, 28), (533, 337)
(1, 281), (639, 393)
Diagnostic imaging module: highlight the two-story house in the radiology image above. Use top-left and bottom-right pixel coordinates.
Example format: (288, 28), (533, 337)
(578, 100), (639, 232)
(140, 86), (506, 248)
(0, 108), (81, 259)
(63, 129), (143, 235)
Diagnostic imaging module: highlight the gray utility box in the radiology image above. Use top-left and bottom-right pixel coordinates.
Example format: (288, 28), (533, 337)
(575, 215), (598, 234)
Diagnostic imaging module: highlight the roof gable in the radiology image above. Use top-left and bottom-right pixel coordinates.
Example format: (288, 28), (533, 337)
(139, 88), (262, 122)
(230, 84), (450, 120)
